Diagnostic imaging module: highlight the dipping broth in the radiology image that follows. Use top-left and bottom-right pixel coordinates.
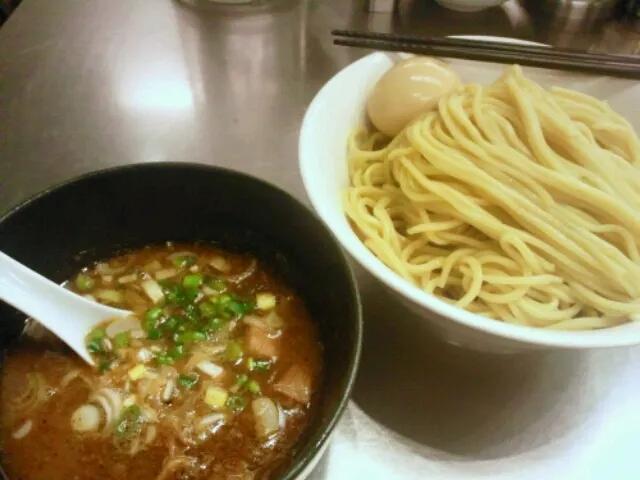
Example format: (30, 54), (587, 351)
(0, 243), (323, 480)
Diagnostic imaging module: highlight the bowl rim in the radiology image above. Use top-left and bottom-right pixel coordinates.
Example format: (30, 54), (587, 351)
(0, 162), (363, 479)
(299, 50), (640, 350)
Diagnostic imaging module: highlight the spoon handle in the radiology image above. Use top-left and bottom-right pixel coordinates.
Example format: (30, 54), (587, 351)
(0, 251), (83, 326)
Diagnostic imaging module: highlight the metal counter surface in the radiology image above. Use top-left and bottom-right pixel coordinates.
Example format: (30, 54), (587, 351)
(1, 1), (639, 479)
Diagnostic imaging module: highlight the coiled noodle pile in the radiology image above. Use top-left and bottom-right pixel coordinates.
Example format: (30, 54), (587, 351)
(345, 65), (640, 330)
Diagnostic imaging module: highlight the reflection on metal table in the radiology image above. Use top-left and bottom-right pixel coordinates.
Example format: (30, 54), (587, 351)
(1, 0), (640, 479)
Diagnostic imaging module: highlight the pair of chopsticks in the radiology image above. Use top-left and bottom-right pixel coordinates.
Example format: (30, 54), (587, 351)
(332, 30), (640, 80)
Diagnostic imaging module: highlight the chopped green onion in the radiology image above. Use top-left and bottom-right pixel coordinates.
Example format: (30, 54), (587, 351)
(226, 394), (247, 411)
(115, 404), (142, 437)
(199, 302), (217, 318)
(143, 318), (156, 332)
(147, 328), (162, 340)
(113, 332), (130, 348)
(155, 354), (175, 366)
(89, 328), (107, 342)
(236, 374), (248, 387)
(145, 306), (165, 321)
(162, 315), (182, 332)
(171, 255), (196, 269)
(144, 307), (165, 331)
(219, 292), (256, 316)
(174, 331), (206, 344)
(242, 300), (255, 313)
(98, 359), (112, 373)
(225, 342), (243, 362)
(168, 344), (185, 359)
(178, 374), (199, 389)
(183, 287), (199, 305)
(247, 358), (271, 372)
(182, 274), (203, 289)
(191, 331), (207, 342)
(255, 359), (272, 371)
(143, 319), (155, 332)
(247, 380), (261, 395)
(226, 300), (246, 315)
(206, 317), (224, 333)
(184, 303), (200, 322)
(87, 340), (103, 353)
(162, 282), (185, 305)
(76, 274), (95, 291)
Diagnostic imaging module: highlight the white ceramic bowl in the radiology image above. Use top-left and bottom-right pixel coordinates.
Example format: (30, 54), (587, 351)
(299, 41), (640, 353)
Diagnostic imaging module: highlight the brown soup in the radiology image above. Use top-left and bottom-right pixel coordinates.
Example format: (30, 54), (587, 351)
(0, 243), (323, 479)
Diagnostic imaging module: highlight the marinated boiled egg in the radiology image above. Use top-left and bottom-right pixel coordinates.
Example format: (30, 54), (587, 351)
(366, 56), (461, 137)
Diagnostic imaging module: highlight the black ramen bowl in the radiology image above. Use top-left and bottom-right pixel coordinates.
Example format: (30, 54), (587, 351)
(0, 163), (362, 480)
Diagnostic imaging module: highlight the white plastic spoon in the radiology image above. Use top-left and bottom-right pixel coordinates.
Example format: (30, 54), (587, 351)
(0, 251), (130, 365)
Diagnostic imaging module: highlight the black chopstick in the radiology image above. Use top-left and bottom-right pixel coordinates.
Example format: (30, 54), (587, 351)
(332, 37), (640, 80)
(332, 30), (640, 66)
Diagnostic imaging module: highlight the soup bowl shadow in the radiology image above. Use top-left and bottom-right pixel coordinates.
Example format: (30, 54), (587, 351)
(0, 162), (363, 480)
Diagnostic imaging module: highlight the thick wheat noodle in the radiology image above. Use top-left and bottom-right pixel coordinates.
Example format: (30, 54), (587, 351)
(344, 65), (640, 329)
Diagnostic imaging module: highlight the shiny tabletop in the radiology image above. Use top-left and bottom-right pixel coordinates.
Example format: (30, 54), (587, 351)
(2, 1), (640, 479)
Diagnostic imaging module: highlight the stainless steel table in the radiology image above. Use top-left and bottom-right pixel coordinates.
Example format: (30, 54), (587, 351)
(2, 1), (640, 479)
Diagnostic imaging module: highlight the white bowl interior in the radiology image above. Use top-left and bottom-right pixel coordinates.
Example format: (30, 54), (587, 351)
(300, 44), (640, 349)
